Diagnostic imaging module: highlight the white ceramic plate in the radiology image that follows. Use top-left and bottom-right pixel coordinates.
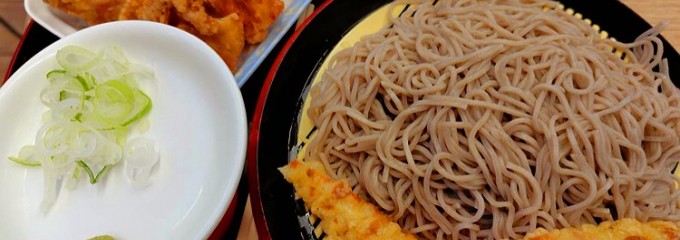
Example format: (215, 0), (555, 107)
(0, 21), (247, 240)
(24, 0), (313, 87)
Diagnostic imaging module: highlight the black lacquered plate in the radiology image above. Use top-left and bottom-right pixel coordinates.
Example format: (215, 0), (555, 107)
(247, 0), (680, 239)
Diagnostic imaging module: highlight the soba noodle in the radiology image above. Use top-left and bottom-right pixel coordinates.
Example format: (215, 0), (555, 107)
(305, 0), (680, 239)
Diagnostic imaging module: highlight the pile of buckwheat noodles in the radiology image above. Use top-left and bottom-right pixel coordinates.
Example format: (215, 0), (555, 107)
(305, 0), (680, 239)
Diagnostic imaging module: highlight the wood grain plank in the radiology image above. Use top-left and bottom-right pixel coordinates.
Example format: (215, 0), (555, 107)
(1, 56), (12, 79)
(0, 27), (18, 77)
(1, 0), (672, 239)
(0, 1), (29, 35)
(0, 24), (19, 55)
(619, 0), (680, 49)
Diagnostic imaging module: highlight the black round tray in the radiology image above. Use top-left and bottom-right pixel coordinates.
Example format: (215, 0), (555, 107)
(247, 0), (680, 239)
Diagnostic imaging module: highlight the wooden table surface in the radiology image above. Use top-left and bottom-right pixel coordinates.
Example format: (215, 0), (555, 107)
(5, 1), (674, 240)
(0, 1), (677, 240)
(620, 0), (680, 48)
(0, 0), (28, 78)
(235, 1), (680, 239)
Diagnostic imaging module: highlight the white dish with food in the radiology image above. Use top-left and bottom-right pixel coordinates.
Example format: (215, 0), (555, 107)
(0, 21), (247, 240)
(24, 0), (313, 87)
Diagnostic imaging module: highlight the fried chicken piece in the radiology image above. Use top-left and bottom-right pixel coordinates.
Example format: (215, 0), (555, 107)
(171, 0), (221, 36)
(176, 13), (245, 70)
(279, 160), (417, 240)
(212, 0), (284, 44)
(118, 0), (172, 23)
(524, 218), (680, 240)
(46, 0), (281, 71)
(245, 0), (284, 43)
(44, 0), (125, 24)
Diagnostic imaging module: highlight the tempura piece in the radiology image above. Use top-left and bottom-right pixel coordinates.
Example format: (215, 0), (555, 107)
(524, 218), (680, 240)
(44, 0), (125, 24)
(44, 0), (284, 71)
(279, 159), (417, 240)
(245, 0), (284, 43)
(213, 0), (284, 44)
(118, 0), (171, 23)
(177, 13), (245, 70)
(171, 0), (220, 35)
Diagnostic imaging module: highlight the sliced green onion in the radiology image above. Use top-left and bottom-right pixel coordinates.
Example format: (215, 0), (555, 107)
(8, 157), (41, 167)
(122, 90), (152, 127)
(56, 45), (101, 71)
(73, 112), (83, 122)
(94, 80), (134, 116)
(94, 165), (112, 183)
(76, 160), (94, 182)
(8, 146), (41, 167)
(9, 45), (158, 212)
(75, 75), (91, 90)
(46, 69), (67, 79)
(77, 160), (111, 184)
(72, 166), (80, 179)
(59, 91), (68, 101)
